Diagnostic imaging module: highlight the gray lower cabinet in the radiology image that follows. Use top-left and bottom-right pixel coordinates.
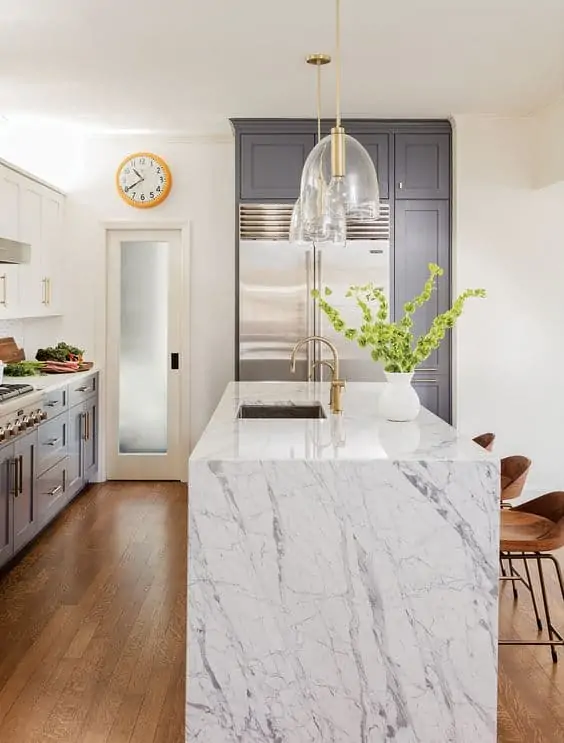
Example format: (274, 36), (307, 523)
(395, 133), (450, 199)
(240, 133), (316, 200)
(0, 444), (14, 569)
(395, 199), (451, 421)
(36, 457), (67, 527)
(13, 431), (38, 552)
(0, 373), (99, 570)
(83, 396), (98, 482)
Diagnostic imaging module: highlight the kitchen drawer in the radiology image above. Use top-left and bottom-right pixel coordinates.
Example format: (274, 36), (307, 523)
(37, 412), (68, 476)
(43, 386), (68, 419)
(36, 457), (67, 526)
(68, 373), (98, 406)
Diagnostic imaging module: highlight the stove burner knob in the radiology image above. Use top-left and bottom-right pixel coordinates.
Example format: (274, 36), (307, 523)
(12, 419), (22, 434)
(0, 427), (6, 442)
(21, 415), (30, 429)
(31, 411), (40, 424)
(39, 411), (48, 422)
(6, 422), (14, 437)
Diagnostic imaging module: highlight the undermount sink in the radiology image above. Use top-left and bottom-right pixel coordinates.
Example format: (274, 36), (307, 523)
(237, 402), (326, 420)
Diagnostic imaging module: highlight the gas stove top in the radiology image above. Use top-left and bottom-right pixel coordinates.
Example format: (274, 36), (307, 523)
(0, 383), (35, 402)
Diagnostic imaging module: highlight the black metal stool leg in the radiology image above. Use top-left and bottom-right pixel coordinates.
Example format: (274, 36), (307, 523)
(536, 554), (558, 662)
(522, 554), (542, 631)
(508, 558), (519, 599)
(546, 554), (564, 602)
(500, 555), (507, 577)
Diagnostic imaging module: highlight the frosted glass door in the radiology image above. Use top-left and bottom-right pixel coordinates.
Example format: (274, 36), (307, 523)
(107, 230), (183, 480)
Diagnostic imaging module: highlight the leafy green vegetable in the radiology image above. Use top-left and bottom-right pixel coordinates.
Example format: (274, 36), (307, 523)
(36, 342), (84, 362)
(312, 263), (486, 373)
(4, 361), (43, 377)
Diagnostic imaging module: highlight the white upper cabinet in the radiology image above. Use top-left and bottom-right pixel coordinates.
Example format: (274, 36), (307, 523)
(0, 162), (65, 318)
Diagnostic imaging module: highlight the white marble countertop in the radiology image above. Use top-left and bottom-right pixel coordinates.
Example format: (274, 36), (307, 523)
(190, 381), (492, 463)
(3, 365), (100, 393)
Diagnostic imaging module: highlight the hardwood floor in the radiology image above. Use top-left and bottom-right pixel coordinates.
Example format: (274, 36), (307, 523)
(1, 482), (564, 741)
(0, 482), (187, 743)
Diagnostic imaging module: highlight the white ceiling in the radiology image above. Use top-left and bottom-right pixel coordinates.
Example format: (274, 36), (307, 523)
(0, 0), (563, 133)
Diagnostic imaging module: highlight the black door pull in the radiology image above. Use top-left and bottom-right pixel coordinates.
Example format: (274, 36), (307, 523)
(171, 353), (180, 370)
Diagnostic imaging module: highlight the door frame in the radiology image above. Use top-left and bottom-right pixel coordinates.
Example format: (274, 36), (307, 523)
(103, 220), (190, 482)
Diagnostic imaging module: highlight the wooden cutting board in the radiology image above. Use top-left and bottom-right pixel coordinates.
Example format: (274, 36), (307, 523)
(0, 337), (25, 363)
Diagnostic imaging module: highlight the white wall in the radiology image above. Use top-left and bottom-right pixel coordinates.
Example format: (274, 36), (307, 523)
(60, 135), (235, 454)
(454, 115), (564, 496)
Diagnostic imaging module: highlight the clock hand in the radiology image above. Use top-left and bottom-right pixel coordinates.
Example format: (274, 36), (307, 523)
(124, 177), (144, 193)
(133, 168), (142, 179)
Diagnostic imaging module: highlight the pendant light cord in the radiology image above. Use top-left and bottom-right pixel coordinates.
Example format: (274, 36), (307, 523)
(316, 62), (322, 142)
(335, 0), (341, 128)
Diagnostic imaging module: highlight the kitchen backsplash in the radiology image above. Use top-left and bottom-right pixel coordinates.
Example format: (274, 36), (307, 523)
(0, 317), (64, 360)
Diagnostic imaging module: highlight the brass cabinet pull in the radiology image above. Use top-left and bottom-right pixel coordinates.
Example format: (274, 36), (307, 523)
(10, 459), (18, 497)
(47, 485), (62, 497)
(45, 438), (60, 447)
(86, 412), (90, 441)
(47, 277), (51, 305)
(18, 455), (23, 494)
(75, 386), (89, 392)
(0, 274), (7, 306)
(41, 277), (47, 305)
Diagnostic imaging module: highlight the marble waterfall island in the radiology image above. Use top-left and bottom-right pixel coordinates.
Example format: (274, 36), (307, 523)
(187, 382), (500, 743)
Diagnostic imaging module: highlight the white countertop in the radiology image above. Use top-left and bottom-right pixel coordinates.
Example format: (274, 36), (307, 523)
(190, 381), (491, 462)
(4, 366), (99, 393)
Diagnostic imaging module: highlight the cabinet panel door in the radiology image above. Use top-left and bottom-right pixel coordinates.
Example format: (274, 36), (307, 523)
(0, 444), (14, 568)
(37, 412), (68, 476)
(84, 399), (97, 482)
(395, 134), (450, 199)
(41, 192), (64, 314)
(13, 431), (38, 552)
(67, 404), (85, 499)
(19, 184), (43, 315)
(36, 457), (67, 526)
(395, 200), (451, 421)
(347, 133), (390, 199)
(240, 134), (315, 200)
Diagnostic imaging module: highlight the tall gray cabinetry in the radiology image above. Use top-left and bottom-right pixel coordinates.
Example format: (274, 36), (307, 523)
(232, 119), (452, 422)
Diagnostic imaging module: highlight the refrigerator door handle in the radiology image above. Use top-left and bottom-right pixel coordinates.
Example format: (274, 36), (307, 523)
(305, 250), (313, 376)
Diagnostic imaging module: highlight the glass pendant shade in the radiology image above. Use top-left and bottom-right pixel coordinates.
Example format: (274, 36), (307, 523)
(299, 133), (380, 223)
(289, 194), (346, 248)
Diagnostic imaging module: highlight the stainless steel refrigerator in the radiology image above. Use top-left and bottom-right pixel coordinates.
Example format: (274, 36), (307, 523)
(238, 203), (391, 382)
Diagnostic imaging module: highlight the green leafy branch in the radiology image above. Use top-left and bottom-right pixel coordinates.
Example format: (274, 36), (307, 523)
(312, 263), (485, 373)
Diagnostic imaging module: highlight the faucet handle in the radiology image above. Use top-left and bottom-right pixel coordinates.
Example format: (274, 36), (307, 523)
(330, 377), (346, 414)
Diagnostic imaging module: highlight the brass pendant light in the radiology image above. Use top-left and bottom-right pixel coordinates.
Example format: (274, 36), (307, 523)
(297, 0), (380, 234)
(289, 53), (347, 247)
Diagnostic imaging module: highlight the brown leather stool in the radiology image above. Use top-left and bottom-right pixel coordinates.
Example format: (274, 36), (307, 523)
(500, 455), (532, 504)
(499, 492), (564, 662)
(473, 432), (495, 451)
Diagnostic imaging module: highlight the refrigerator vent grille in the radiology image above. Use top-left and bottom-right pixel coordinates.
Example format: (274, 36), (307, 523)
(239, 203), (390, 241)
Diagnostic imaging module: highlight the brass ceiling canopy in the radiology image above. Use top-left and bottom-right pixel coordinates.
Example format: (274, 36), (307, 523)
(306, 54), (332, 66)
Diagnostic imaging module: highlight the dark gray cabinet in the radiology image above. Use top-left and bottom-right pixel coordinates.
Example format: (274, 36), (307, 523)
(0, 445), (13, 568)
(0, 372), (99, 571)
(83, 397), (97, 482)
(394, 200), (450, 421)
(37, 457), (67, 527)
(395, 134), (450, 199)
(67, 404), (83, 498)
(232, 120), (452, 421)
(347, 132), (390, 199)
(240, 133), (316, 200)
(13, 431), (38, 552)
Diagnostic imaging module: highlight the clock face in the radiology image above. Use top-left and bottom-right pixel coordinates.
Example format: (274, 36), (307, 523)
(116, 152), (172, 208)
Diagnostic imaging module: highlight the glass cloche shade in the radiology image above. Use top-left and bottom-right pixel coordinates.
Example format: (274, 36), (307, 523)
(299, 133), (380, 222)
(289, 194), (346, 248)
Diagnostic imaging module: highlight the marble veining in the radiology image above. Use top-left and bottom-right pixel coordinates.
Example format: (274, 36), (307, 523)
(187, 382), (499, 742)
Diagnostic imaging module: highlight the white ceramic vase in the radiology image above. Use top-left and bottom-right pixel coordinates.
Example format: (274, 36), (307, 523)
(379, 371), (421, 422)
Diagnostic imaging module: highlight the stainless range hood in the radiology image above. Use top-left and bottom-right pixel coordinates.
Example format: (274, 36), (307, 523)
(0, 237), (30, 264)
